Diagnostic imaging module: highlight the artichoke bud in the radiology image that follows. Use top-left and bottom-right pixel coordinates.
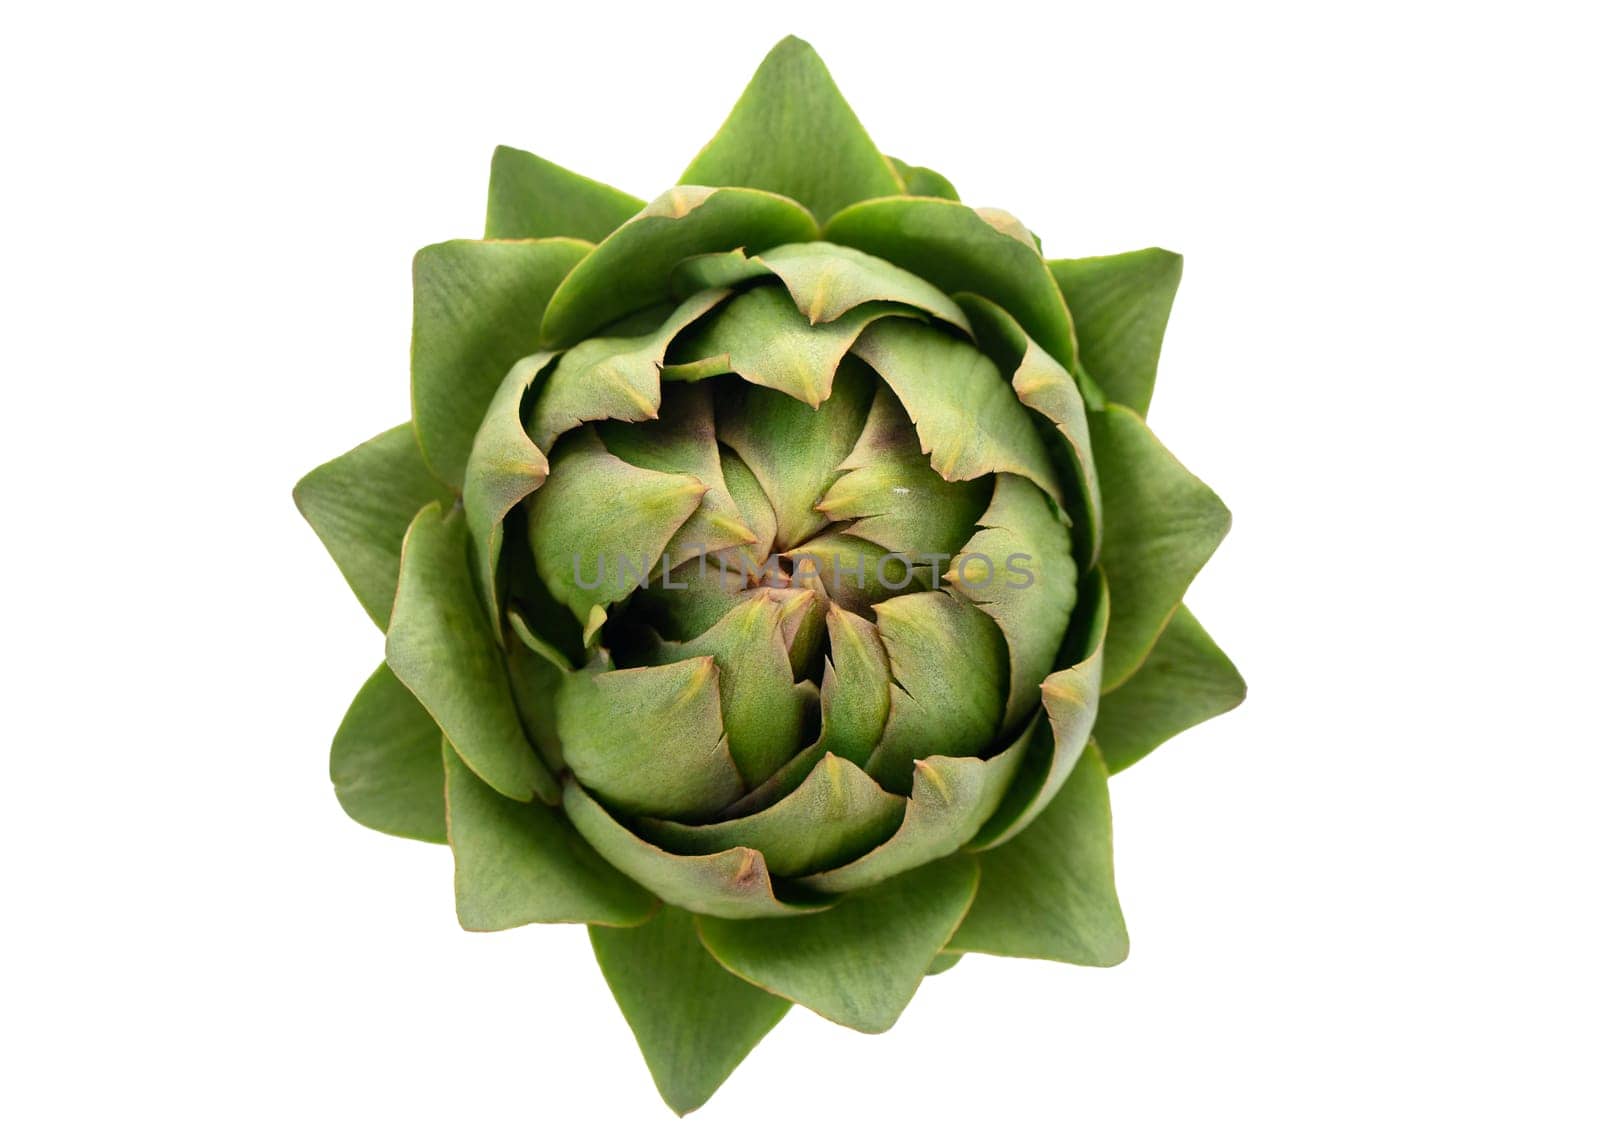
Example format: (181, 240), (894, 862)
(497, 235), (1085, 873)
(297, 35), (1241, 1116)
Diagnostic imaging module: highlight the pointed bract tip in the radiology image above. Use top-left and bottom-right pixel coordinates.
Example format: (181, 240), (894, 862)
(582, 605), (607, 648)
(771, 34), (818, 56)
(813, 485), (853, 514)
(751, 35), (831, 81)
(711, 514), (759, 544)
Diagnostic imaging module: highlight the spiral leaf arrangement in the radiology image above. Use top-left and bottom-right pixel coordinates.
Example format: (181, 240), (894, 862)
(296, 36), (1243, 1114)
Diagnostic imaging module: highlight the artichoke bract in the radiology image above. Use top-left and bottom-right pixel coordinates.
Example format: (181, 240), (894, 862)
(296, 36), (1244, 1114)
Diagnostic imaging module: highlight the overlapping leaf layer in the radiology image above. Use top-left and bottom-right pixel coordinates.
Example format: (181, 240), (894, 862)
(294, 35), (1243, 1115)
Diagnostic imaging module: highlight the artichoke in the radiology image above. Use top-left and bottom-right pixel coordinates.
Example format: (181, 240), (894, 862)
(295, 36), (1243, 1114)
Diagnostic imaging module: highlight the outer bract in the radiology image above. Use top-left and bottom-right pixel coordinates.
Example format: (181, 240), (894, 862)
(295, 36), (1244, 1115)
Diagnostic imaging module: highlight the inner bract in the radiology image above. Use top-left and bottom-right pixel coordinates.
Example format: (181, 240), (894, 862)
(512, 250), (1079, 876)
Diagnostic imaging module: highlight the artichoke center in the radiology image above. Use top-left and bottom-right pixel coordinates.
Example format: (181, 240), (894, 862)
(514, 244), (1077, 807)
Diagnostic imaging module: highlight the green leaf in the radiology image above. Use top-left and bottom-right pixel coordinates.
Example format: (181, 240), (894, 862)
(445, 743), (655, 930)
(330, 663), (446, 842)
(1049, 248), (1182, 416)
(556, 656), (745, 820)
(638, 753), (904, 876)
(717, 354), (875, 550)
(948, 743), (1128, 965)
(295, 425), (455, 629)
(697, 855), (978, 1033)
(679, 36), (902, 222)
(715, 602), (893, 819)
(498, 514), (587, 671)
(527, 429), (708, 622)
(562, 779), (831, 918)
(485, 144), (644, 242)
(668, 248), (774, 296)
(803, 718), (1035, 893)
(528, 288), (729, 452)
(503, 614), (570, 771)
(507, 609), (573, 674)
(826, 196), (1079, 369)
(386, 502), (558, 803)
(851, 319), (1063, 505)
(779, 597), (827, 699)
(591, 907), (790, 1116)
(977, 207), (1040, 251)
(866, 591), (1008, 793)
(540, 186), (818, 347)
(411, 238), (590, 487)
(926, 951), (963, 975)
(816, 383), (991, 560)
(971, 566), (1107, 849)
(1091, 404), (1231, 690)
(889, 157), (960, 201)
(718, 446), (777, 564)
(758, 242), (971, 331)
(672, 283), (909, 408)
(815, 605), (891, 765)
(462, 352), (555, 626)
(946, 474), (1077, 732)
(596, 381), (757, 567)
(650, 590), (819, 787)
(1094, 605), (1245, 773)
(783, 530), (933, 617)
(958, 292), (1101, 562)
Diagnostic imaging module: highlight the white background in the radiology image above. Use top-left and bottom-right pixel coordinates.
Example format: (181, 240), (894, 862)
(5, 2), (1596, 1128)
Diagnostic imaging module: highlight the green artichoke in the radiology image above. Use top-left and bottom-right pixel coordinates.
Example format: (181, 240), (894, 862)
(295, 36), (1243, 1114)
